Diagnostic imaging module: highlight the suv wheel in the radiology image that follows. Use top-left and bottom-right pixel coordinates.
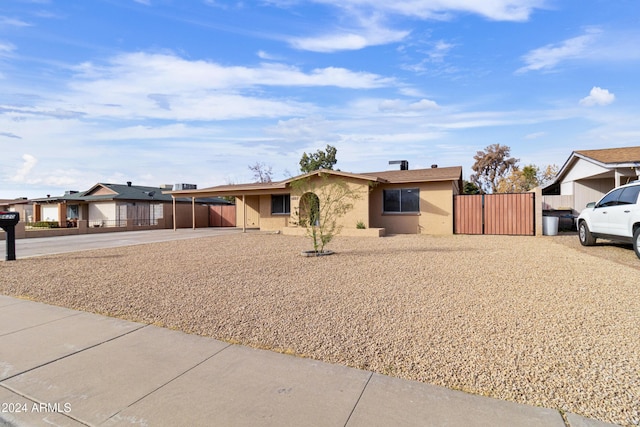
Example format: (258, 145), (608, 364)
(579, 221), (596, 246)
(634, 228), (640, 259)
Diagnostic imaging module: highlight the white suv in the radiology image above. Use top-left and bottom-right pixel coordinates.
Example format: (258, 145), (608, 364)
(577, 181), (640, 259)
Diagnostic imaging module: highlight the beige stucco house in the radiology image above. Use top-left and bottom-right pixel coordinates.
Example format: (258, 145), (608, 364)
(169, 166), (463, 236)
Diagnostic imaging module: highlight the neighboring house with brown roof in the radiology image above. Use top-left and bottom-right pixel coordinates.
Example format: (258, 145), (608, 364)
(0, 198), (32, 222)
(543, 146), (640, 213)
(168, 165), (463, 235)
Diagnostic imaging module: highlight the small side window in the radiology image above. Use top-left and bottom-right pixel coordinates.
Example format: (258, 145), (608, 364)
(618, 186), (640, 205)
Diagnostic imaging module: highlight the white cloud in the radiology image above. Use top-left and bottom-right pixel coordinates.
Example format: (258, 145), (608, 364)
(289, 27), (409, 52)
(524, 131), (546, 140)
(580, 87), (615, 107)
(73, 52), (393, 90)
(517, 29), (601, 73)
(12, 154), (38, 183)
(287, 1), (544, 53)
(0, 41), (16, 57)
(26, 52), (397, 121)
(378, 98), (439, 112)
(256, 50), (281, 60)
(312, 0), (546, 22)
(265, 116), (337, 142)
(428, 40), (455, 62)
(0, 16), (31, 27)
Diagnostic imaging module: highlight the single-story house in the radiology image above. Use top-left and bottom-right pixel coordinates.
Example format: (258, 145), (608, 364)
(30, 182), (232, 229)
(0, 198), (31, 222)
(168, 166), (463, 235)
(542, 146), (640, 214)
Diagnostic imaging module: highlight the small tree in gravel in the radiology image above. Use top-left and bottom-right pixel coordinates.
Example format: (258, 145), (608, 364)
(290, 174), (361, 254)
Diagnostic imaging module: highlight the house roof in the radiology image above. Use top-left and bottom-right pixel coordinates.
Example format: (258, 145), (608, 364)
(574, 146), (640, 165)
(167, 166), (463, 197)
(363, 166), (463, 184)
(551, 146), (640, 187)
(0, 198), (30, 206)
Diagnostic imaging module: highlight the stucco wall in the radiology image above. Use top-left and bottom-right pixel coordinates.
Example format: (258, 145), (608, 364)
(258, 194), (290, 231)
(88, 202), (116, 222)
(369, 181), (454, 235)
(235, 196), (261, 228)
(288, 176), (371, 231)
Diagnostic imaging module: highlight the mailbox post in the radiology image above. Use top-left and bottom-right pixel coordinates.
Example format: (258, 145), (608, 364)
(0, 211), (19, 261)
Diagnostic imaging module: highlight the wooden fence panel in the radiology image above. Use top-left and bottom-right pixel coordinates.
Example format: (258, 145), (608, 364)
(454, 193), (535, 236)
(454, 195), (483, 234)
(209, 205), (236, 227)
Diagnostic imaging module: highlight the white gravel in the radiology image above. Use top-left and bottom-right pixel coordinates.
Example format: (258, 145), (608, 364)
(1, 232), (639, 426)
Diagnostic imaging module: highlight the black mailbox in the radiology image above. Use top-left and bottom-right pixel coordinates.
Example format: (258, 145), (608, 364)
(0, 211), (19, 261)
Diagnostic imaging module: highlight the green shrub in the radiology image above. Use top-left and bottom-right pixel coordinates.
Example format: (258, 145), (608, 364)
(31, 221), (59, 228)
(356, 220), (366, 229)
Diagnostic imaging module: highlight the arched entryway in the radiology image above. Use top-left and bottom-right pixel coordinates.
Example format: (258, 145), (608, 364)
(298, 192), (320, 227)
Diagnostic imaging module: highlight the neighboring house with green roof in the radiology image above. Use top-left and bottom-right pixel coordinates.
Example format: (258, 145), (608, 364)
(542, 146), (640, 214)
(31, 181), (232, 229)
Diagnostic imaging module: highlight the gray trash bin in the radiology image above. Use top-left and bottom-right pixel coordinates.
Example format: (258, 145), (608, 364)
(542, 216), (559, 236)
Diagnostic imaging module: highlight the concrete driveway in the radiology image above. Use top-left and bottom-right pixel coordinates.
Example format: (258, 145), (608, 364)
(8, 227), (242, 259)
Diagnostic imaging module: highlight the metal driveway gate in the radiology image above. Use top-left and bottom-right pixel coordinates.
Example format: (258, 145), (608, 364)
(454, 193), (535, 236)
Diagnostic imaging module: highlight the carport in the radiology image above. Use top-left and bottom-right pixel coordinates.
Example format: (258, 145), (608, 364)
(166, 182), (288, 232)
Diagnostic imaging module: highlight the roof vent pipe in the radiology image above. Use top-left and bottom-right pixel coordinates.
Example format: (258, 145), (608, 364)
(127, 181), (132, 187)
(431, 164), (438, 168)
(389, 160), (409, 170)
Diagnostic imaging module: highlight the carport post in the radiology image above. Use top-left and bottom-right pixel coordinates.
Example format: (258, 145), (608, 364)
(172, 196), (176, 231)
(242, 194), (246, 233)
(192, 197), (196, 230)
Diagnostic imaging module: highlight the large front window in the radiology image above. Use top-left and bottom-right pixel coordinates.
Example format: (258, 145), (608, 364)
(383, 188), (420, 213)
(271, 194), (290, 214)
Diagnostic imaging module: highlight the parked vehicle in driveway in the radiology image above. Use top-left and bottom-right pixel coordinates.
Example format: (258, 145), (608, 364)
(577, 181), (640, 259)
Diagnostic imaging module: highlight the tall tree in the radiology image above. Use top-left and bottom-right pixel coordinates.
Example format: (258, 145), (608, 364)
(248, 162), (273, 183)
(496, 164), (539, 193)
(463, 180), (481, 194)
(471, 144), (519, 193)
(538, 164), (559, 186)
(496, 163), (559, 193)
(299, 144), (337, 173)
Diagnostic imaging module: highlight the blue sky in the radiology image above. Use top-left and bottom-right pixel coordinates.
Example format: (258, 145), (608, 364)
(2, 0), (640, 198)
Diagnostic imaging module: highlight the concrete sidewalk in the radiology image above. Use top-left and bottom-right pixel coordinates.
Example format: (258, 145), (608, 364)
(0, 296), (619, 427)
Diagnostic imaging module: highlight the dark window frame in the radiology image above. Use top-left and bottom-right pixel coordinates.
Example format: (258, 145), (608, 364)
(271, 194), (291, 215)
(383, 188), (420, 213)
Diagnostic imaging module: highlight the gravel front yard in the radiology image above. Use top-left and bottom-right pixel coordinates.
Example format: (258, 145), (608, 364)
(1, 232), (639, 426)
